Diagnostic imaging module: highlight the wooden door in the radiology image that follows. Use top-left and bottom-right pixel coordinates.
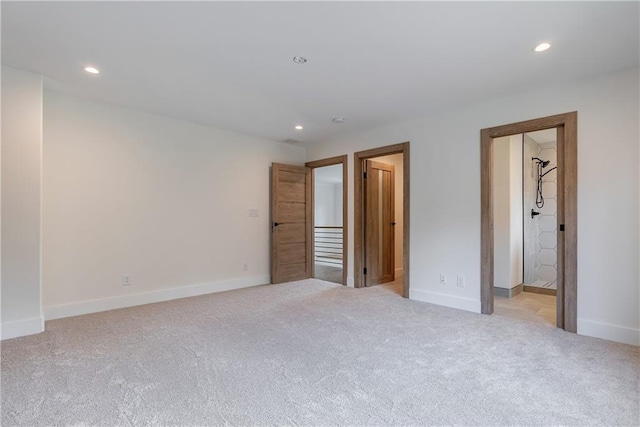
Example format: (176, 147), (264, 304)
(271, 163), (312, 284)
(364, 160), (395, 286)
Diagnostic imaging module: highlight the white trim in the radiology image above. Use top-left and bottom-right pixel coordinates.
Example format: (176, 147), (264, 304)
(1, 316), (45, 340)
(347, 276), (355, 287)
(44, 275), (270, 321)
(578, 318), (640, 346)
(410, 289), (481, 313)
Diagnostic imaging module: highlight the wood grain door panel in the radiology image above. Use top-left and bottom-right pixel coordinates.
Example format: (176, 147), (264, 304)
(271, 163), (312, 284)
(364, 160), (395, 286)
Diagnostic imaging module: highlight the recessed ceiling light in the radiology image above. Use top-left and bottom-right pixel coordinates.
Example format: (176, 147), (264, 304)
(84, 66), (100, 74)
(294, 125), (304, 130)
(533, 42), (551, 52)
(293, 56), (308, 64)
(331, 117), (345, 124)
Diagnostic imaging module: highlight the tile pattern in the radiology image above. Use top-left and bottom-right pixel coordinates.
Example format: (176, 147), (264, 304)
(536, 142), (558, 289)
(524, 139), (558, 290)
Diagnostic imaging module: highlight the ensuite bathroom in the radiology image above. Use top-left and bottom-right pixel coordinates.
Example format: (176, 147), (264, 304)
(493, 128), (558, 317)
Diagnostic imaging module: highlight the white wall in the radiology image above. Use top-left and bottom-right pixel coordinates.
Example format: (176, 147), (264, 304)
(314, 182), (342, 226)
(42, 91), (305, 319)
(1, 67), (45, 339)
(493, 135), (523, 290)
(509, 136), (523, 289)
(305, 66), (640, 345)
(334, 182), (342, 226)
(374, 153), (404, 275)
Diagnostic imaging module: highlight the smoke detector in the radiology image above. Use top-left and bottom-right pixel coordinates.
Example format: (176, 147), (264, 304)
(282, 138), (302, 145)
(331, 117), (345, 123)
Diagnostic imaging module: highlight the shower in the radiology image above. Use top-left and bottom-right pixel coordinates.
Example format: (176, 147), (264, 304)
(523, 132), (559, 294)
(492, 130), (558, 298)
(532, 157), (557, 209)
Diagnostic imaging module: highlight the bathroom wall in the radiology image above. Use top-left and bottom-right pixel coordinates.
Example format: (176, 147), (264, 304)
(523, 136), (539, 285)
(524, 135), (558, 288)
(493, 135), (523, 290)
(535, 141), (558, 288)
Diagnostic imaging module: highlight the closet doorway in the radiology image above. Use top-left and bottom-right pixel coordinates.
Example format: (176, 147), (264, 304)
(306, 155), (348, 285)
(354, 142), (410, 297)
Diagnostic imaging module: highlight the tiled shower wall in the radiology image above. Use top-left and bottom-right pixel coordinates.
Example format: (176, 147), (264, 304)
(523, 137), (538, 284)
(523, 136), (558, 289)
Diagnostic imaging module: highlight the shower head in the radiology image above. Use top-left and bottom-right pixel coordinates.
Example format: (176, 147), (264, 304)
(532, 157), (551, 168)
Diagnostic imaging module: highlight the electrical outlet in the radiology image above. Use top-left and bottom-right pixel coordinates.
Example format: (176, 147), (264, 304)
(457, 275), (465, 288)
(248, 209), (258, 217)
(242, 263), (248, 271)
(122, 275), (131, 286)
(439, 274), (447, 285)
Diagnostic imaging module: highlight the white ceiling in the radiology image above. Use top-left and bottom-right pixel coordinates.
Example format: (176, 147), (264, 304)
(2, 1), (638, 144)
(526, 129), (556, 145)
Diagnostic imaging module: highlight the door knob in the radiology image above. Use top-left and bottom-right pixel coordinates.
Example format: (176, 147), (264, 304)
(391, 222), (396, 226)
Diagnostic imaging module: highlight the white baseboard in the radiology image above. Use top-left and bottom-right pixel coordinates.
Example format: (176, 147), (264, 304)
(44, 275), (270, 321)
(1, 316), (45, 340)
(578, 318), (640, 346)
(347, 276), (354, 287)
(409, 289), (481, 313)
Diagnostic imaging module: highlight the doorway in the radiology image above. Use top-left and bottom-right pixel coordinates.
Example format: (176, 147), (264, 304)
(480, 112), (577, 332)
(354, 142), (410, 297)
(306, 156), (348, 285)
(492, 130), (559, 326)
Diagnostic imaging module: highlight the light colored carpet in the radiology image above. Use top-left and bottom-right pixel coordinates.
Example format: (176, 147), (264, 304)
(2, 279), (638, 426)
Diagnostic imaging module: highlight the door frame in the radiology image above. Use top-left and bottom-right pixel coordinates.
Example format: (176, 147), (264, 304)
(354, 142), (410, 297)
(306, 155), (348, 286)
(480, 112), (577, 332)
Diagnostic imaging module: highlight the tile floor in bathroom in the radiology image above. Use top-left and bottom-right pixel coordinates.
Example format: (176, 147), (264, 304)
(494, 292), (557, 326)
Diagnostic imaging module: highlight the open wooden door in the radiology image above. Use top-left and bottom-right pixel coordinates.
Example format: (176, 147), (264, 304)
(364, 160), (395, 286)
(271, 163), (312, 284)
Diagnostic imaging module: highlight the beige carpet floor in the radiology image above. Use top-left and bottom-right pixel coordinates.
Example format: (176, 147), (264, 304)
(2, 279), (639, 426)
